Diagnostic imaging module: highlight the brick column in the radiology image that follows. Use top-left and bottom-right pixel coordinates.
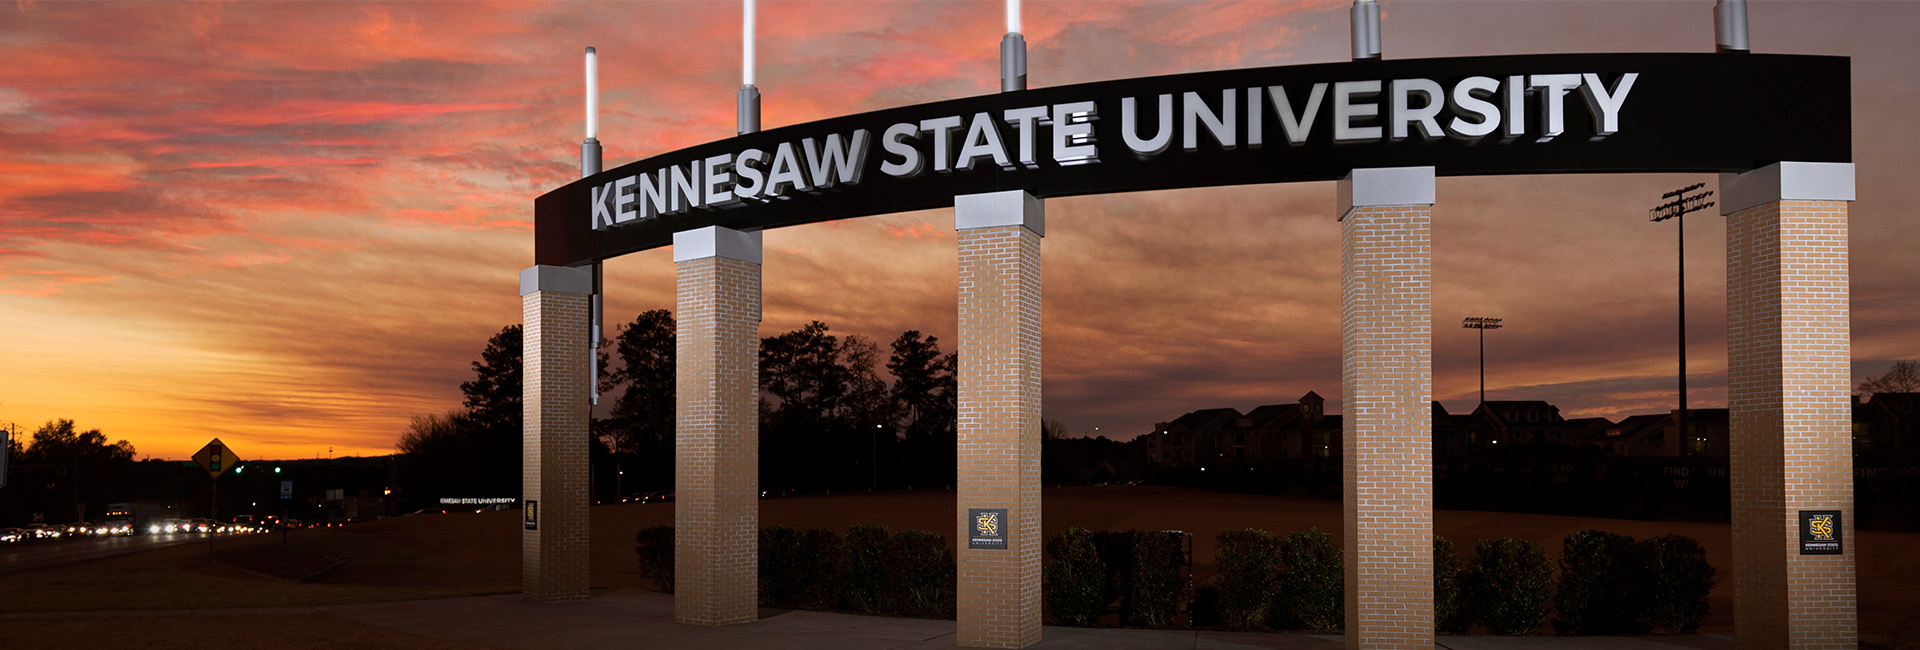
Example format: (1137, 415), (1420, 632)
(673, 225), (762, 626)
(520, 264), (593, 602)
(1338, 166), (1434, 650)
(1722, 162), (1856, 650)
(955, 190), (1044, 649)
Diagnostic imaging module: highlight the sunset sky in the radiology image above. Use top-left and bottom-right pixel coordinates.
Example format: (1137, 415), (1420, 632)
(2, 1), (1916, 461)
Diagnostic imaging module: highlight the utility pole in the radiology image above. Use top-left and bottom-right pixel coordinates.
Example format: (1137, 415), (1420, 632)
(1651, 183), (1715, 454)
(1462, 317), (1504, 407)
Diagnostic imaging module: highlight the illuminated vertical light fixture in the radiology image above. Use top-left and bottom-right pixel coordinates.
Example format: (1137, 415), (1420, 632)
(739, 0), (760, 134)
(1001, 0), (1026, 91)
(1462, 317), (1503, 407)
(584, 46), (604, 404)
(1651, 183), (1715, 453)
(1351, 0), (1381, 60)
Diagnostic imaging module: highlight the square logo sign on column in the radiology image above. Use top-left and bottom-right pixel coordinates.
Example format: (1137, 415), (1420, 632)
(968, 508), (1008, 550)
(1799, 510), (1842, 555)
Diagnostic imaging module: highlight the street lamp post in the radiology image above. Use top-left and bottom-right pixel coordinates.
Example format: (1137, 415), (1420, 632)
(1651, 184), (1715, 454)
(1462, 317), (1504, 407)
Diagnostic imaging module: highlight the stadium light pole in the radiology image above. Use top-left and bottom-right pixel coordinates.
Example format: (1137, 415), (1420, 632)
(1651, 183), (1715, 454)
(1463, 317), (1504, 407)
(584, 46), (604, 406)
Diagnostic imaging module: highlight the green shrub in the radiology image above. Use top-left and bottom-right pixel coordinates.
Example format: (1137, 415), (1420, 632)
(1212, 528), (1282, 629)
(1044, 527), (1108, 626)
(634, 525), (675, 593)
(843, 524), (891, 614)
(882, 529), (956, 619)
(1273, 528), (1343, 633)
(1434, 536), (1467, 634)
(1467, 538), (1553, 635)
(758, 526), (845, 611)
(1553, 530), (1649, 635)
(1128, 531), (1185, 628)
(1641, 534), (1715, 633)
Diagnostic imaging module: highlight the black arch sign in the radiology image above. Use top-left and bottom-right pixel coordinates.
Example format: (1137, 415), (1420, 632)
(535, 52), (1848, 267)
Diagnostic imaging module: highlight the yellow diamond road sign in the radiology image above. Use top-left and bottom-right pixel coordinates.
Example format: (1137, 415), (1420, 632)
(193, 438), (239, 478)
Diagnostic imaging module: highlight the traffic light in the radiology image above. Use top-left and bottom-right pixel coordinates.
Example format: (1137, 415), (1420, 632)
(273, 466), (282, 474)
(235, 464), (245, 474)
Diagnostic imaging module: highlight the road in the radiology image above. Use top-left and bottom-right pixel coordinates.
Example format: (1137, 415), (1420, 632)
(0, 533), (207, 575)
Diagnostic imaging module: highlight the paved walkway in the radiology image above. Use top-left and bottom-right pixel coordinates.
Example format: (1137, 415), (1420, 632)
(305, 588), (1733, 650)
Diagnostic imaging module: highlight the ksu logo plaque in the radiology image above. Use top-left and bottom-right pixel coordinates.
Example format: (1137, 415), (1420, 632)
(1799, 510), (1842, 555)
(968, 508), (1008, 550)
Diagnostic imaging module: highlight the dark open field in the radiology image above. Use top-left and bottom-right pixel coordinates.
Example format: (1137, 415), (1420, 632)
(3, 486), (1915, 648)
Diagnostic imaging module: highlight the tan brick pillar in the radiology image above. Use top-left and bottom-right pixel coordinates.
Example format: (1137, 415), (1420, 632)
(955, 190), (1044, 649)
(1722, 162), (1857, 650)
(520, 264), (593, 602)
(1338, 166), (1434, 650)
(673, 225), (762, 626)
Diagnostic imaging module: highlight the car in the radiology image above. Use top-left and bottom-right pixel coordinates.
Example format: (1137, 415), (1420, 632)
(25, 523), (59, 540)
(636, 490), (675, 503)
(0, 528), (24, 543)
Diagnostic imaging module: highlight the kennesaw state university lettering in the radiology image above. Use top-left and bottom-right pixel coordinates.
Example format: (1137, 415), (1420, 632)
(588, 72), (1636, 232)
(537, 53), (1847, 266)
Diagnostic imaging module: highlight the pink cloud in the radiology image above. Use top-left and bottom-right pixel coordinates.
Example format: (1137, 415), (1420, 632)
(0, 269), (113, 297)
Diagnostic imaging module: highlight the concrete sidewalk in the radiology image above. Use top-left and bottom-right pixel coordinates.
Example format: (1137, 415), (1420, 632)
(320, 588), (1734, 650)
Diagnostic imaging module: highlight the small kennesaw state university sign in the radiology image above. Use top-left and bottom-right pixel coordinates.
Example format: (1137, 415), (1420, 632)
(1799, 510), (1842, 555)
(968, 508), (1008, 550)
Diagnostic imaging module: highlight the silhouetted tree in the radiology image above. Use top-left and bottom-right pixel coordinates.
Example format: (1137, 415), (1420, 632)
(460, 325), (523, 433)
(604, 310), (676, 456)
(395, 326), (523, 504)
(17, 419), (134, 464)
(599, 310), (677, 493)
(1858, 358), (1920, 399)
(759, 322), (895, 490)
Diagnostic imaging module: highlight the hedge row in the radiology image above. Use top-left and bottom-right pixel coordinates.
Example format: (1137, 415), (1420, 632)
(1437, 531), (1715, 635)
(1207, 528), (1344, 632)
(637, 524), (1715, 637)
(1198, 529), (1714, 636)
(1040, 528), (1190, 627)
(633, 524), (955, 619)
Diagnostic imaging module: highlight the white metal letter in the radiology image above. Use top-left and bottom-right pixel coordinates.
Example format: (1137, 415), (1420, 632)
(1389, 78), (1445, 141)
(1579, 72), (1637, 136)
(1333, 80), (1382, 143)
(1269, 83), (1326, 146)
(702, 153), (737, 207)
(1052, 101), (1098, 165)
(918, 115), (964, 173)
(1447, 76), (1502, 139)
(1002, 106), (1049, 168)
(879, 122), (924, 178)
(1529, 73), (1583, 139)
(1182, 89), (1237, 151)
(733, 148), (767, 200)
(1121, 94), (1173, 156)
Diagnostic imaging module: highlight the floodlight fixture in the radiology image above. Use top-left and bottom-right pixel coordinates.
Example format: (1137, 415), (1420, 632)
(1463, 317), (1504, 406)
